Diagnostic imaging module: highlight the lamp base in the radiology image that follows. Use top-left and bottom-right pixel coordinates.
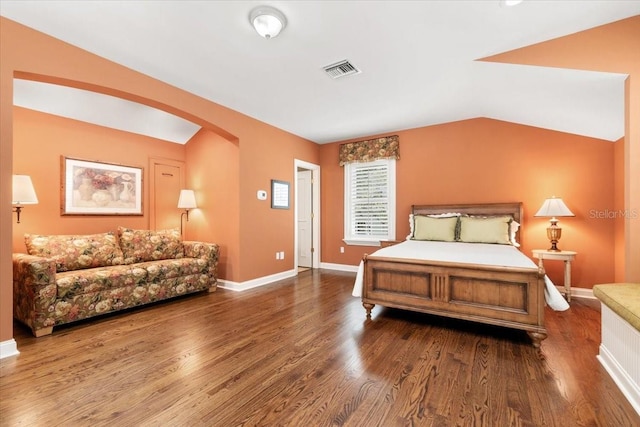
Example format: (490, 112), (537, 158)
(546, 221), (562, 252)
(12, 206), (23, 224)
(547, 242), (561, 252)
(180, 210), (190, 237)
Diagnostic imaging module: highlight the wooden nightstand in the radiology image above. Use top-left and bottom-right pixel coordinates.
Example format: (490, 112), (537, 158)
(532, 249), (577, 302)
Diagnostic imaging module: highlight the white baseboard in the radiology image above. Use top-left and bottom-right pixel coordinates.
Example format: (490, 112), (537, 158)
(598, 344), (640, 416)
(218, 269), (297, 292)
(319, 262), (358, 273)
(596, 304), (640, 416)
(0, 339), (20, 360)
(216, 263), (360, 292)
(566, 286), (595, 300)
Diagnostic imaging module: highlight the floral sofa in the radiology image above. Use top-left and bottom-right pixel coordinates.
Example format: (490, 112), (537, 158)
(12, 227), (219, 337)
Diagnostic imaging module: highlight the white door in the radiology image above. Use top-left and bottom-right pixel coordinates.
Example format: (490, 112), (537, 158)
(297, 170), (313, 268)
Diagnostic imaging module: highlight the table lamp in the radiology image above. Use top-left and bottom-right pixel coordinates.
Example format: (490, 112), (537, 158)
(534, 196), (574, 251)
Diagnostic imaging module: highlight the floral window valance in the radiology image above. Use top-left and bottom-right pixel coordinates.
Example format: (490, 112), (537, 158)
(339, 135), (400, 166)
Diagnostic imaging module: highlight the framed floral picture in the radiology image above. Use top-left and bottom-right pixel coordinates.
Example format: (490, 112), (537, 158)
(61, 157), (143, 215)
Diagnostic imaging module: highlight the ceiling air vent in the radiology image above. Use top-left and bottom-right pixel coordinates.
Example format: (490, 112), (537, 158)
(323, 60), (361, 80)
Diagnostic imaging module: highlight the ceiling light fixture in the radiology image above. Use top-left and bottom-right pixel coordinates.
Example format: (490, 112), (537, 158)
(249, 6), (287, 39)
(499, 0), (524, 6)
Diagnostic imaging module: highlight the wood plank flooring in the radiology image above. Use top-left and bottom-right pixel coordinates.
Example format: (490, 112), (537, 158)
(1, 269), (638, 426)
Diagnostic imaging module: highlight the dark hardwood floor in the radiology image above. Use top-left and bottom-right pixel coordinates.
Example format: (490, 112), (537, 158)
(1, 269), (638, 426)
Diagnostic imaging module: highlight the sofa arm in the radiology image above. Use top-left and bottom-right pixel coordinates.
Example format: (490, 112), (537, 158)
(12, 253), (58, 334)
(183, 241), (219, 290)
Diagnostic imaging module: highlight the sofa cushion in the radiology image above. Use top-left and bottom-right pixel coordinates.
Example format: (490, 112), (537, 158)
(55, 258), (205, 299)
(25, 232), (124, 272)
(118, 227), (184, 264)
(139, 258), (209, 282)
(56, 265), (148, 299)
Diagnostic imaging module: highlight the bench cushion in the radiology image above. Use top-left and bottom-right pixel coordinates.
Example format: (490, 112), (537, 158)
(593, 283), (640, 332)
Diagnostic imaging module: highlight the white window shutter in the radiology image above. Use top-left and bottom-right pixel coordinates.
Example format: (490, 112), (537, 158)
(344, 159), (396, 245)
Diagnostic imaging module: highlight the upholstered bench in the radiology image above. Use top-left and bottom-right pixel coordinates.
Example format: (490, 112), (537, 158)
(593, 283), (640, 415)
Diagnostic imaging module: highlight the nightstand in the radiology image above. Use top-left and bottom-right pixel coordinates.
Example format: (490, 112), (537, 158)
(532, 249), (577, 302)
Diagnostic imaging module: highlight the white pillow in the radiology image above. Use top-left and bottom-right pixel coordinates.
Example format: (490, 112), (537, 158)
(459, 216), (511, 245)
(407, 214), (415, 240)
(510, 220), (520, 247)
(412, 215), (458, 242)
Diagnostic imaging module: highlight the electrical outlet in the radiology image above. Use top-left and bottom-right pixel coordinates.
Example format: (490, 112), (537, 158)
(340, 247), (344, 253)
(275, 252), (280, 260)
(280, 251), (285, 259)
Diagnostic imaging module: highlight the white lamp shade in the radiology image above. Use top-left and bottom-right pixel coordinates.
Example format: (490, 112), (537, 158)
(177, 189), (197, 209)
(534, 197), (574, 218)
(12, 175), (38, 205)
(249, 6), (286, 38)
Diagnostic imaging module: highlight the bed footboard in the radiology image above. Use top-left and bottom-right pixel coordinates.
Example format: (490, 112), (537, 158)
(362, 255), (547, 348)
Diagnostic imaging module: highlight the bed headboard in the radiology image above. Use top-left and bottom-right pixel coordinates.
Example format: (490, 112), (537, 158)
(411, 202), (524, 245)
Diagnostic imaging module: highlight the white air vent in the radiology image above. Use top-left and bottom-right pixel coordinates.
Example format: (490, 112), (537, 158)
(323, 60), (361, 79)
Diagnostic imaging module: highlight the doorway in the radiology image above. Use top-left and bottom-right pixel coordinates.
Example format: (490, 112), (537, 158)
(149, 158), (185, 231)
(294, 160), (320, 273)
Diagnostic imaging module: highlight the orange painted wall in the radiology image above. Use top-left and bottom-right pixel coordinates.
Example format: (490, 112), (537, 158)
(236, 118), (320, 281)
(0, 17), (319, 344)
(12, 107), (185, 253)
(184, 129), (240, 281)
(320, 118), (615, 288)
(482, 15), (640, 282)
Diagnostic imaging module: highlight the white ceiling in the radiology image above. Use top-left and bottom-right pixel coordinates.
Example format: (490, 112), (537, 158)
(12, 80), (202, 144)
(2, 1), (638, 144)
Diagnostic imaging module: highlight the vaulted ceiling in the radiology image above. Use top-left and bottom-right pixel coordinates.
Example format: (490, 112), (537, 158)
(2, 1), (639, 144)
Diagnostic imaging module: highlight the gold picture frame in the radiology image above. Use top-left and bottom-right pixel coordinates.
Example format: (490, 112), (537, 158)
(61, 156), (143, 215)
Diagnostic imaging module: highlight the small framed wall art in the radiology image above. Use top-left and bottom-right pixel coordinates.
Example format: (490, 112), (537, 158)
(271, 179), (290, 209)
(61, 156), (143, 215)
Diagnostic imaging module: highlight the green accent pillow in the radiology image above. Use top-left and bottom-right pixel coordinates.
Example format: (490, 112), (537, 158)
(458, 216), (511, 245)
(412, 215), (458, 242)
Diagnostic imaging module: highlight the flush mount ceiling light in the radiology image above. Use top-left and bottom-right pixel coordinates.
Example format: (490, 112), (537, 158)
(249, 6), (287, 39)
(499, 0), (523, 6)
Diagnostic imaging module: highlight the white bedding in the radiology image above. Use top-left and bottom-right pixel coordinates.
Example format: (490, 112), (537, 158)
(351, 240), (569, 311)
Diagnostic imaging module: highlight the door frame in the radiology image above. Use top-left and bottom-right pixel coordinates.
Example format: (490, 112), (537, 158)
(294, 159), (320, 271)
(149, 157), (186, 230)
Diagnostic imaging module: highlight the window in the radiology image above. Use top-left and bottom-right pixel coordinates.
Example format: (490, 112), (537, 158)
(344, 159), (396, 245)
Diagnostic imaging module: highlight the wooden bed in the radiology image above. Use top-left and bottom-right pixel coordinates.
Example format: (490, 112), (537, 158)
(361, 202), (548, 348)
